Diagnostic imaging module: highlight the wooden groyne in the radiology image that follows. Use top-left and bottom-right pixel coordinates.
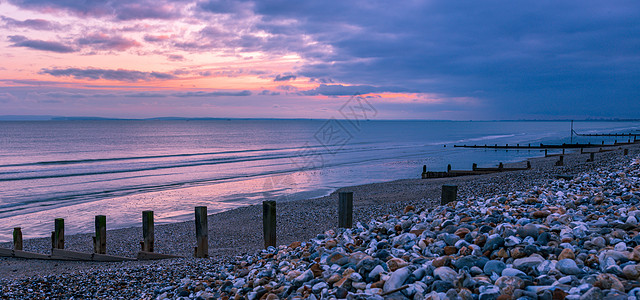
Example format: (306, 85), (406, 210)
(421, 161), (531, 179)
(3, 189), (425, 261)
(453, 140), (637, 149)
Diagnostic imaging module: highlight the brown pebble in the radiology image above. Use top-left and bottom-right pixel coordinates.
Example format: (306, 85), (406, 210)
(532, 210), (551, 218)
(455, 228), (470, 239)
(371, 280), (385, 289)
(443, 246), (458, 255)
(288, 241), (301, 249)
(432, 256), (451, 268)
(404, 205), (415, 213)
(558, 248), (575, 260)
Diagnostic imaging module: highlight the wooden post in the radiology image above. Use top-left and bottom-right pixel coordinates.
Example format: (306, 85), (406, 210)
(526, 161), (531, 169)
(263, 201), (276, 248)
(624, 148), (629, 156)
(562, 148), (565, 155)
(441, 185), (458, 205)
(338, 192), (354, 228)
(472, 163), (477, 171)
(53, 218), (64, 249)
(498, 162), (503, 169)
(194, 206), (209, 258)
(544, 149), (548, 156)
(13, 227), (22, 251)
(142, 211), (154, 252)
(588, 152), (595, 162)
(447, 164), (451, 172)
(94, 215), (106, 254)
(422, 165), (427, 179)
(556, 155), (564, 166)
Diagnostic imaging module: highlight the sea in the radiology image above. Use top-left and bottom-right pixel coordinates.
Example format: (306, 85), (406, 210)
(1, 119), (639, 241)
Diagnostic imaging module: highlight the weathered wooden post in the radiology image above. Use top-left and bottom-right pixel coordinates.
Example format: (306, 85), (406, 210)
(421, 165), (427, 179)
(472, 163), (477, 171)
(441, 185), (458, 205)
(562, 148), (565, 155)
(588, 152), (595, 162)
(142, 211), (154, 252)
(555, 155), (564, 166)
(527, 161), (531, 169)
(13, 227), (22, 251)
(498, 162), (503, 169)
(544, 149), (548, 156)
(624, 148), (629, 156)
(52, 218), (64, 249)
(338, 192), (354, 228)
(194, 206), (209, 258)
(93, 215), (106, 254)
(447, 164), (452, 173)
(263, 201), (276, 248)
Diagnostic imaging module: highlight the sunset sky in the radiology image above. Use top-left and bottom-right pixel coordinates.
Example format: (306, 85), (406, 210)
(0, 0), (638, 120)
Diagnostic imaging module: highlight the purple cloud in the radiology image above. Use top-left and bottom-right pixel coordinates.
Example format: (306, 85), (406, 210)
(1, 16), (62, 30)
(172, 90), (252, 97)
(8, 35), (75, 53)
(77, 33), (140, 51)
(115, 3), (180, 20)
(41, 68), (177, 82)
(301, 84), (410, 96)
(7, 0), (184, 20)
(273, 74), (296, 82)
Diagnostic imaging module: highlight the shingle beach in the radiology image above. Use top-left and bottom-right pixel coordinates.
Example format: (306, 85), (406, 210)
(1, 145), (639, 299)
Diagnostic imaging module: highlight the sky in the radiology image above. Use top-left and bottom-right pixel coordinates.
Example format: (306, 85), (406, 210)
(0, 0), (638, 120)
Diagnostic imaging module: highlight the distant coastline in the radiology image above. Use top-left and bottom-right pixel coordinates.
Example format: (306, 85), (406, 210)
(1, 115), (639, 122)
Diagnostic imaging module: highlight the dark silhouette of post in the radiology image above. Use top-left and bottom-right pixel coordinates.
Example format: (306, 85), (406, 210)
(498, 162), (503, 169)
(338, 192), (354, 228)
(52, 218), (64, 249)
(441, 185), (458, 205)
(421, 165), (427, 179)
(472, 163), (477, 171)
(526, 161), (531, 169)
(194, 206), (209, 258)
(447, 164), (452, 172)
(555, 155), (564, 166)
(94, 215), (106, 254)
(13, 227), (22, 251)
(624, 149), (629, 156)
(142, 211), (154, 252)
(263, 201), (276, 248)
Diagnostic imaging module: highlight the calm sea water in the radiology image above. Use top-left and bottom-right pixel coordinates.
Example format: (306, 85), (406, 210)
(1, 120), (639, 240)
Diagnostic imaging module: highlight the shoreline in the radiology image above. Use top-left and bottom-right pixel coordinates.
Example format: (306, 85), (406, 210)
(1, 143), (637, 281)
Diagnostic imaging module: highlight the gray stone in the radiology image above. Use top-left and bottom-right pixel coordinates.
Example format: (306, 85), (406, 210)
(580, 287), (603, 300)
(483, 260), (506, 276)
(433, 266), (457, 282)
(557, 259), (582, 275)
(501, 268), (526, 277)
(383, 267), (411, 293)
(517, 223), (539, 239)
(513, 254), (544, 270)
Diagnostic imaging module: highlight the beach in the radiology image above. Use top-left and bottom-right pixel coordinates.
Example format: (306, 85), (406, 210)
(0, 143), (636, 296)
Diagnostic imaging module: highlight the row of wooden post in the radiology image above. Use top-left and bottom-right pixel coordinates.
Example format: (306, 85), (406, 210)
(11, 187), (458, 256)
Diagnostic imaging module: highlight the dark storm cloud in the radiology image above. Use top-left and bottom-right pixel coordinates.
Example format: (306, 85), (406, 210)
(41, 68), (177, 82)
(245, 0), (640, 117)
(301, 84), (410, 96)
(8, 35), (75, 53)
